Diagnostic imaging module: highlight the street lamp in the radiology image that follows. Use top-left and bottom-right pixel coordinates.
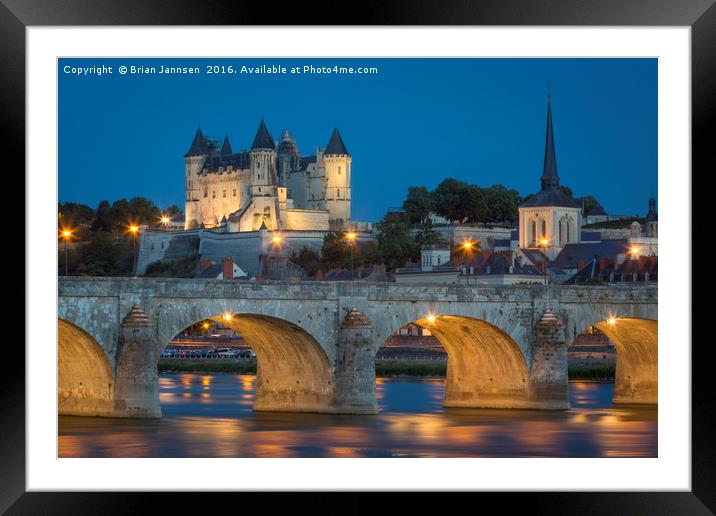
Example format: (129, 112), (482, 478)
(461, 240), (476, 285)
(629, 245), (640, 281)
(129, 224), (140, 275)
(345, 232), (357, 298)
(160, 214), (171, 227)
(538, 238), (550, 285)
(271, 234), (284, 246)
(60, 228), (73, 276)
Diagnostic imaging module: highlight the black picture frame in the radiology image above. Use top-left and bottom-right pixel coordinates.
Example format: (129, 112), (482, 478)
(4, 0), (711, 512)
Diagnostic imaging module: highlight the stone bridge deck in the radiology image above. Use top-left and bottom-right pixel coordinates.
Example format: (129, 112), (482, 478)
(57, 278), (657, 418)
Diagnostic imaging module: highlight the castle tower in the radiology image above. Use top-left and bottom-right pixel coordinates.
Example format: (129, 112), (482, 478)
(277, 129), (299, 187)
(518, 93), (582, 258)
(184, 126), (209, 228)
(249, 119), (278, 197)
(323, 128), (352, 224)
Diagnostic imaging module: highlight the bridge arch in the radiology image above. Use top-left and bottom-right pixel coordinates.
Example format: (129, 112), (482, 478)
(570, 312), (657, 405)
(375, 312), (530, 409)
(160, 310), (334, 413)
(58, 319), (114, 416)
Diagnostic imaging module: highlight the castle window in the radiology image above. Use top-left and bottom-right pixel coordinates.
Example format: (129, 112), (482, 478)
(258, 187), (261, 193)
(337, 189), (341, 198)
(212, 191), (216, 198)
(203, 189), (208, 198)
(223, 190), (226, 197)
(338, 166), (341, 174)
(233, 189), (237, 197)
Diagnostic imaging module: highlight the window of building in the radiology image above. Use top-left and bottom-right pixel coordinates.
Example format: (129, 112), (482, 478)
(212, 191), (216, 198)
(203, 189), (208, 198)
(233, 189), (237, 197)
(338, 166), (341, 174)
(337, 189), (341, 198)
(223, 190), (226, 197)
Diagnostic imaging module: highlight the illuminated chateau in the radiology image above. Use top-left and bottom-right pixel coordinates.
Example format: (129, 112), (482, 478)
(184, 120), (352, 232)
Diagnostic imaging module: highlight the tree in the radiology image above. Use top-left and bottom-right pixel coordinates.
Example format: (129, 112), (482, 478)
(402, 186), (432, 225)
(463, 185), (488, 223)
(581, 195), (601, 216)
(129, 197), (161, 226)
(559, 185), (574, 198)
(483, 185), (520, 222)
(70, 231), (132, 276)
(320, 232), (353, 271)
(91, 200), (112, 232)
(59, 202), (94, 227)
(375, 212), (419, 270)
(107, 198), (132, 231)
(165, 204), (184, 218)
(290, 247), (323, 277)
(431, 178), (469, 223)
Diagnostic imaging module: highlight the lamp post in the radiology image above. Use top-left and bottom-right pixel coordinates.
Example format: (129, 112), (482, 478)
(629, 245), (640, 282)
(60, 229), (72, 276)
(129, 224), (140, 275)
(462, 241), (475, 285)
(538, 238), (550, 285)
(345, 232), (357, 296)
(160, 214), (171, 229)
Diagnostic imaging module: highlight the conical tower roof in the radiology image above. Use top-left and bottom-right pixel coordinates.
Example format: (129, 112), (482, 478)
(251, 119), (275, 150)
(185, 127), (209, 157)
(324, 127), (350, 156)
(221, 134), (233, 155)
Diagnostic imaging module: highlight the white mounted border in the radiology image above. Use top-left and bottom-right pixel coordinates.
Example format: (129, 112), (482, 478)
(27, 26), (690, 491)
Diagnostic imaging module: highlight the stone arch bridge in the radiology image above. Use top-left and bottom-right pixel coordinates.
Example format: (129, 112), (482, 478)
(58, 278), (657, 418)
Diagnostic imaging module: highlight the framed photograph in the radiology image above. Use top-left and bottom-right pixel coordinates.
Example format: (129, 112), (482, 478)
(6, 0), (711, 511)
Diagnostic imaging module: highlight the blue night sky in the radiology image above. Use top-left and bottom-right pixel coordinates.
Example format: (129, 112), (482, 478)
(59, 58), (657, 222)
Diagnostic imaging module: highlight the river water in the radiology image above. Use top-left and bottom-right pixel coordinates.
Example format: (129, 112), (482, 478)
(58, 374), (657, 458)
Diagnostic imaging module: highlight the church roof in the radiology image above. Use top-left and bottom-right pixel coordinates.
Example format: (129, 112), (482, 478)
(185, 127), (209, 157)
(552, 240), (628, 269)
(251, 119), (275, 149)
(220, 134), (233, 155)
(324, 128), (350, 155)
(520, 189), (582, 208)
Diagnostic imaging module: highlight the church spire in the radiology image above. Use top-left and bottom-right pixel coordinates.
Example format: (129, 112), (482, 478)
(540, 94), (559, 191)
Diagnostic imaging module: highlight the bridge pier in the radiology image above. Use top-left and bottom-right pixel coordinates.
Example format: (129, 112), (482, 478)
(527, 310), (570, 410)
(332, 309), (379, 414)
(112, 306), (162, 418)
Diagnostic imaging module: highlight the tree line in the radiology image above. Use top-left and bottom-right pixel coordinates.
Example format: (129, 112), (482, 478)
(58, 197), (183, 277)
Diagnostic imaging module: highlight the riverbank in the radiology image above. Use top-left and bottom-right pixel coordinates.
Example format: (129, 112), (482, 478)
(158, 359), (615, 380)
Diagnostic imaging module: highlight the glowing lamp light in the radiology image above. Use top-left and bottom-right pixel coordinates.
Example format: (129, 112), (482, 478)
(202, 322), (210, 330)
(462, 241), (473, 250)
(160, 215), (171, 225)
(129, 225), (140, 234)
(272, 235), (283, 244)
(61, 230), (72, 239)
(345, 232), (357, 241)
(426, 313), (436, 324)
(540, 238), (549, 247)
(630, 245), (640, 256)
(608, 317), (617, 326)
(223, 312), (233, 322)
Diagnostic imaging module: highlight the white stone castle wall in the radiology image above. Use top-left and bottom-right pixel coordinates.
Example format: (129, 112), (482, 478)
(286, 209), (330, 231)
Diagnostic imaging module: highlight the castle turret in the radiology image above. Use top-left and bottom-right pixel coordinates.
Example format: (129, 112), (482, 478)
(220, 133), (233, 155)
(323, 127), (352, 224)
(250, 119), (277, 196)
(184, 126), (209, 228)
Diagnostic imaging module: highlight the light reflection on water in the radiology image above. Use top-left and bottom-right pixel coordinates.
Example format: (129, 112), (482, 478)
(59, 375), (657, 458)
